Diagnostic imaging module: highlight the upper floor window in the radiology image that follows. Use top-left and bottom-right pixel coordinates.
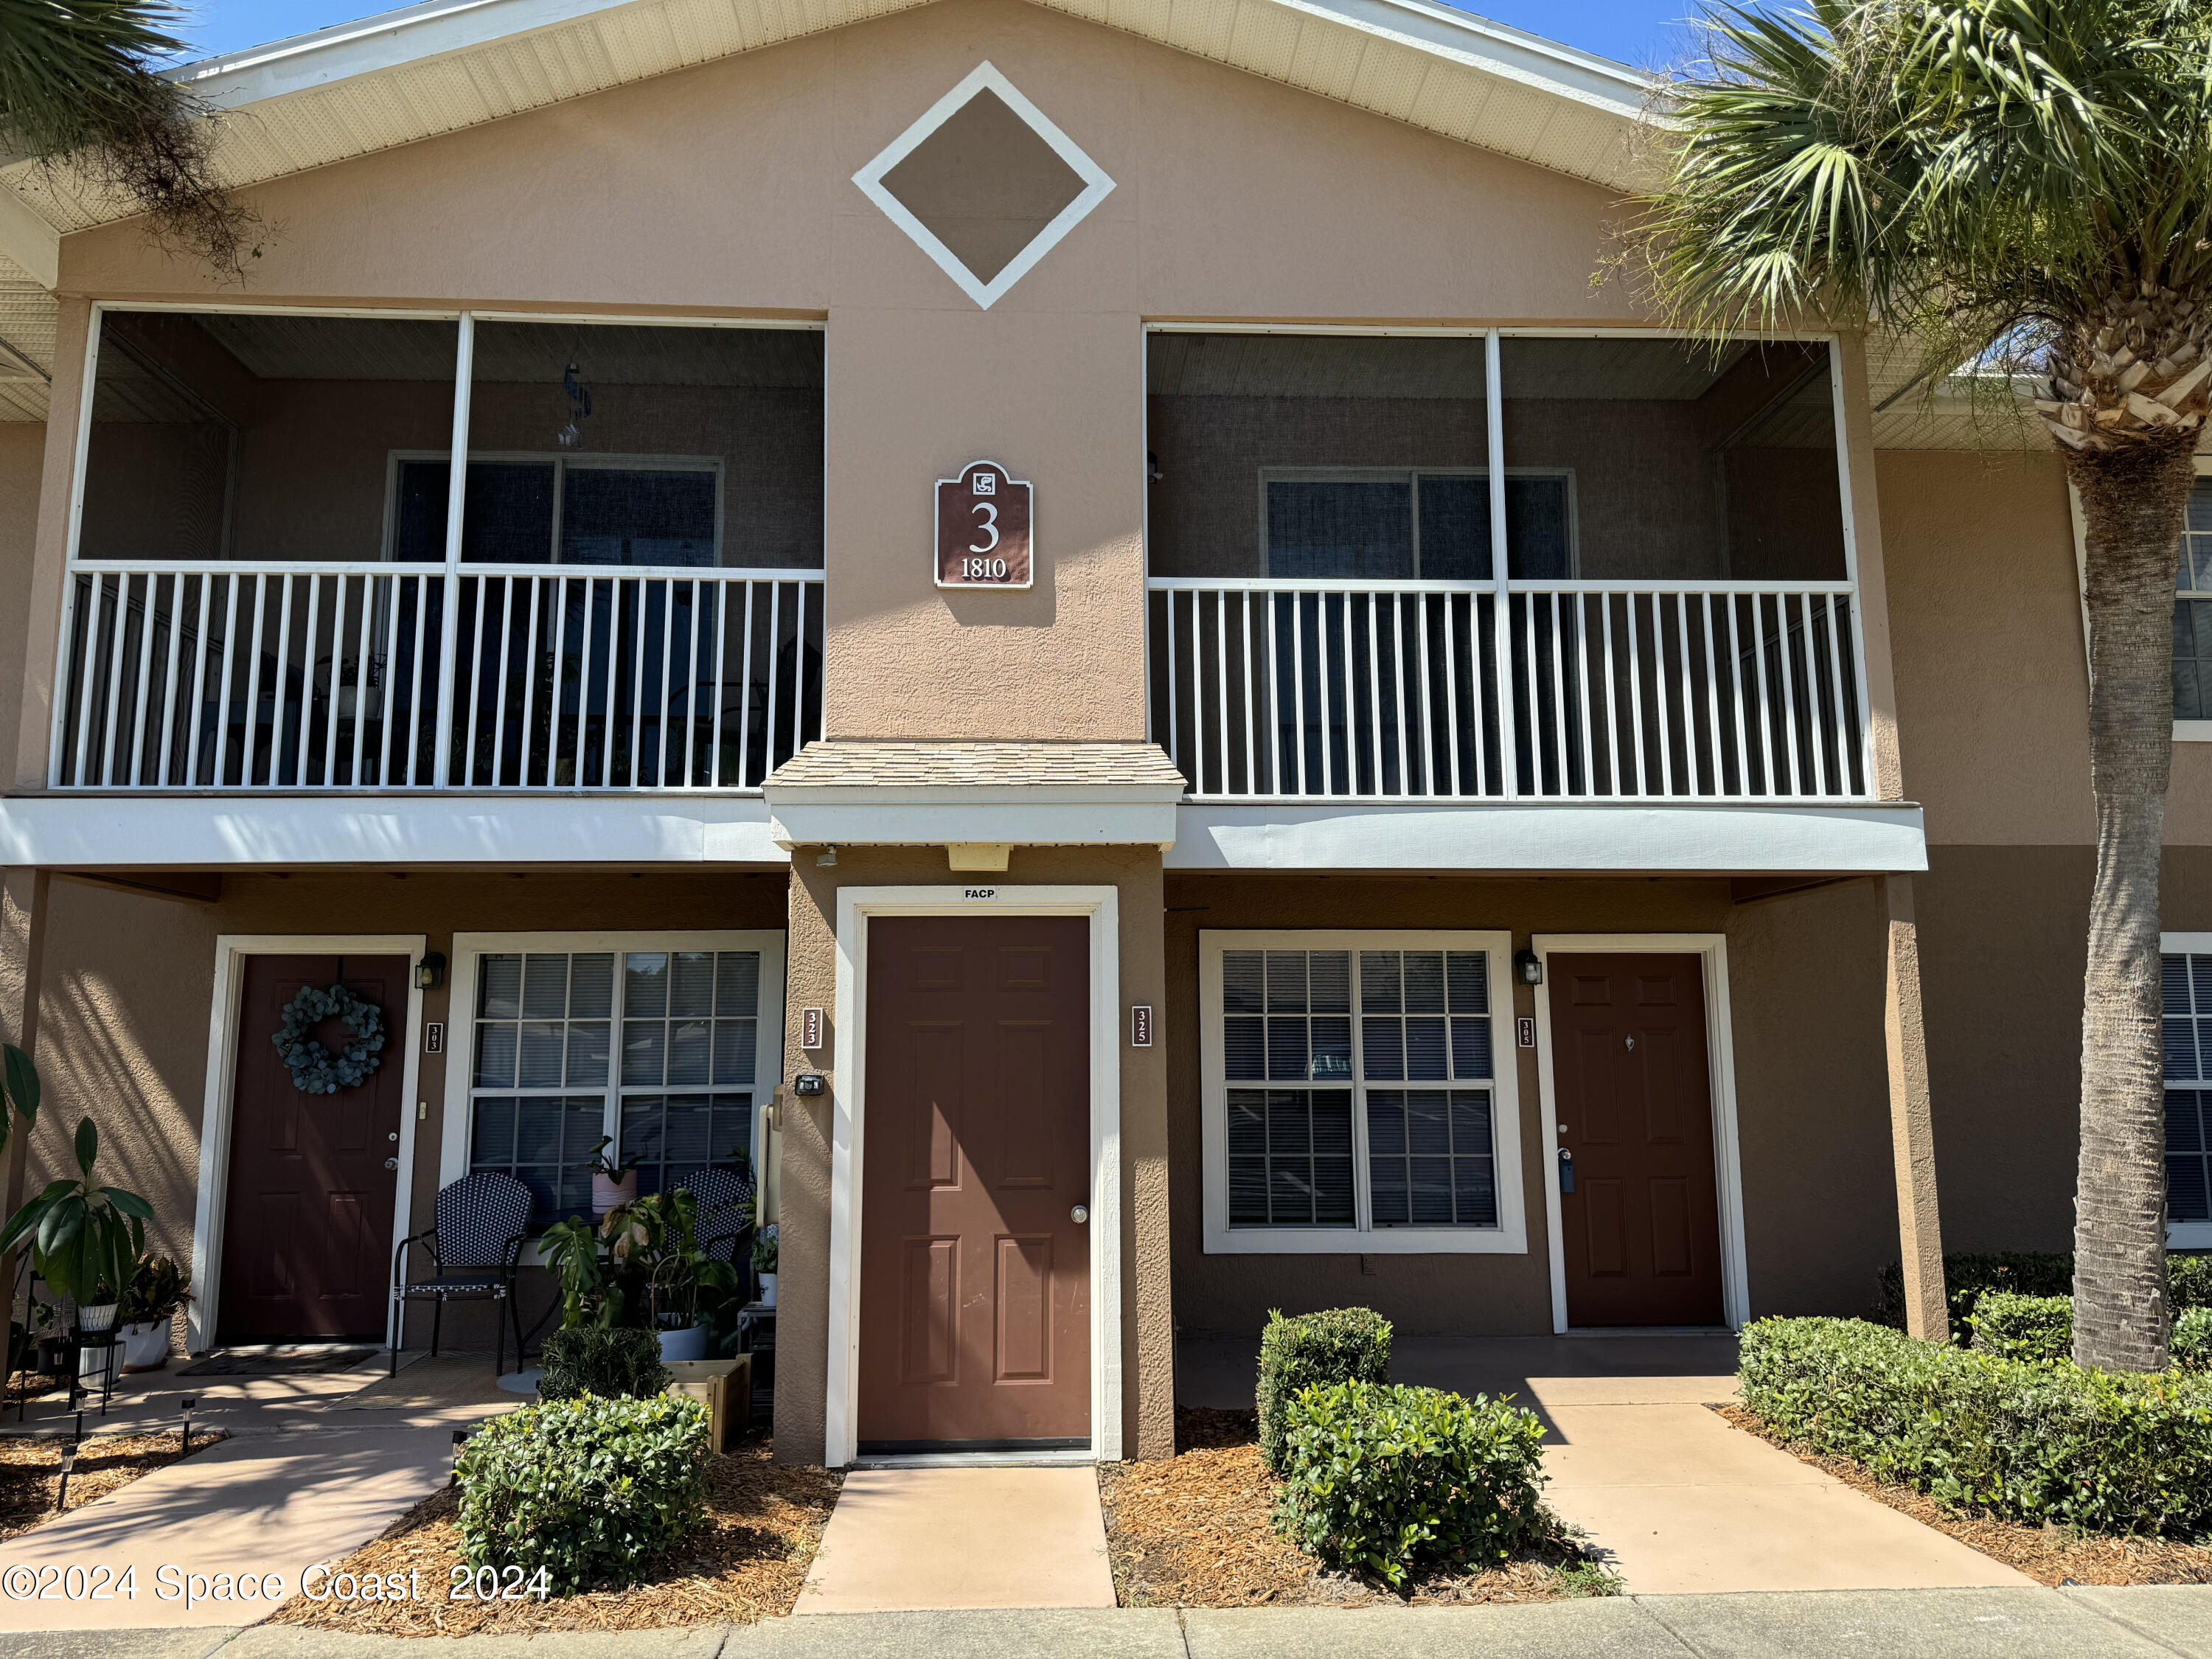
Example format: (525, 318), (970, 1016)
(1261, 468), (1574, 580)
(1199, 930), (1526, 1254)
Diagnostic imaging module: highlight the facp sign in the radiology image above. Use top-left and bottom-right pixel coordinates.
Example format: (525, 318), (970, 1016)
(936, 460), (1033, 589)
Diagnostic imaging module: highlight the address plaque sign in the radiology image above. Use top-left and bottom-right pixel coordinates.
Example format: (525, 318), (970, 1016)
(936, 460), (1034, 589)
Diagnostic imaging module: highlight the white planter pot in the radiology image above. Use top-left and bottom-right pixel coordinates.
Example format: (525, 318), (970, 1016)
(77, 1303), (119, 1334)
(121, 1321), (172, 1373)
(758, 1273), (777, 1309)
(657, 1322), (709, 1362)
(591, 1172), (637, 1216)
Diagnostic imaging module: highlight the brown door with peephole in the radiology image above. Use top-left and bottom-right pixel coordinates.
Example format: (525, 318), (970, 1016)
(858, 916), (1091, 1451)
(1551, 953), (1725, 1327)
(220, 954), (408, 1340)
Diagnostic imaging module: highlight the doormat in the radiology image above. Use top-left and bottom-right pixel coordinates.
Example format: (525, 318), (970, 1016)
(177, 1346), (378, 1377)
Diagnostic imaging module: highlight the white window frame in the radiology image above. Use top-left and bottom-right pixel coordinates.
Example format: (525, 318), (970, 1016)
(2070, 456), (2212, 740)
(1199, 928), (1526, 1255)
(438, 931), (787, 1217)
(383, 451), (727, 567)
(1257, 467), (1579, 581)
(2160, 929), (2212, 1249)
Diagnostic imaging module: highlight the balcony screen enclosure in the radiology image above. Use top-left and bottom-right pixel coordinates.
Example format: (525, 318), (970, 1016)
(58, 311), (824, 790)
(1145, 331), (1863, 803)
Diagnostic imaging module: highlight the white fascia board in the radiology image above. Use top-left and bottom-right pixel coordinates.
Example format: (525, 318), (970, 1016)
(0, 187), (60, 291)
(0, 793), (787, 866)
(1170, 801), (1929, 874)
(167, 0), (626, 108)
(768, 793), (1179, 849)
(1294, 0), (1654, 117)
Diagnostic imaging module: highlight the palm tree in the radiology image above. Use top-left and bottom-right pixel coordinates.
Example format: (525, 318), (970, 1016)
(1630, 0), (2212, 1371)
(0, 0), (258, 272)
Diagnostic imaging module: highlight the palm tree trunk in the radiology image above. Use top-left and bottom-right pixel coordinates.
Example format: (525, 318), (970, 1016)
(2067, 439), (2194, 1373)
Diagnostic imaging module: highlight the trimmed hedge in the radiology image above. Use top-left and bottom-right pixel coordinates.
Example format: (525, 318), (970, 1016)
(539, 1325), (668, 1402)
(1742, 1317), (2212, 1535)
(2180, 1307), (2212, 1372)
(1273, 1380), (1548, 1587)
(456, 1394), (709, 1593)
(1967, 1293), (2073, 1364)
(1256, 1307), (1392, 1474)
(1877, 1252), (2212, 1341)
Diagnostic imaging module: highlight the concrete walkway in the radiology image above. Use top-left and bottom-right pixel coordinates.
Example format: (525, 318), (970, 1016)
(1180, 1332), (2029, 1595)
(794, 1468), (1116, 1613)
(0, 1351), (518, 1632)
(13, 1587), (2212, 1659)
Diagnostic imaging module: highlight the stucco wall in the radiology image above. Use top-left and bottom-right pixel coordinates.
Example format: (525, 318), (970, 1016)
(17, 869), (789, 1349)
(1162, 872), (1901, 1343)
(774, 844), (1172, 1463)
(0, 423), (42, 787)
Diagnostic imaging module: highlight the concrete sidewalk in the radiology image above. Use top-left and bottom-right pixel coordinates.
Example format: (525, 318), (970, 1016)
(12, 1587), (2212, 1659)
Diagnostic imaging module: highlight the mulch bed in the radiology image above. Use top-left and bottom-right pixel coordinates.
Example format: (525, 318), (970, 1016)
(268, 1440), (842, 1635)
(0, 1428), (232, 1540)
(1717, 1403), (2212, 1586)
(1096, 1408), (1612, 1607)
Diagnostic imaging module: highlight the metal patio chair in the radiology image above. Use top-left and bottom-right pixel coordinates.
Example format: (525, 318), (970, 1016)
(390, 1171), (532, 1377)
(677, 1164), (758, 1303)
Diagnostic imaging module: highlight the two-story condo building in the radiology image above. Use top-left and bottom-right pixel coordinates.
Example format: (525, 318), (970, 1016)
(1, 0), (2205, 1467)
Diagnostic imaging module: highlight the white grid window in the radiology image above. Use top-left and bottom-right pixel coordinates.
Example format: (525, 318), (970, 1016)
(449, 933), (784, 1228)
(1202, 931), (1526, 1254)
(2162, 947), (2212, 1231)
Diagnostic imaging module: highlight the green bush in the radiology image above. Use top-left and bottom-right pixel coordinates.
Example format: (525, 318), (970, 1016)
(1272, 1381), (1549, 1587)
(1968, 1293), (2074, 1363)
(456, 1394), (709, 1593)
(1256, 1308), (1392, 1474)
(2172, 1255), (2212, 1313)
(2177, 1307), (2212, 1371)
(1741, 1317), (2212, 1536)
(538, 1325), (668, 1402)
(1878, 1252), (2212, 1340)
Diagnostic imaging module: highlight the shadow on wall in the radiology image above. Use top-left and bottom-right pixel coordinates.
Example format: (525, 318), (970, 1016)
(26, 881), (220, 1273)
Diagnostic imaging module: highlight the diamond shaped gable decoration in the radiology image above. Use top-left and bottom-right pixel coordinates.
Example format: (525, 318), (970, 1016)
(853, 62), (1116, 310)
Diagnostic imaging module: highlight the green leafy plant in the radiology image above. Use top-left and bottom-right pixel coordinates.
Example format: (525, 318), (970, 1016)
(1272, 1380), (1551, 1587)
(751, 1221), (777, 1275)
(1256, 1307), (1392, 1473)
(117, 1253), (190, 1326)
(538, 1325), (668, 1402)
(0, 1042), (39, 1158)
(456, 1394), (709, 1594)
(540, 1188), (740, 1332)
(1740, 1316), (2212, 1535)
(0, 1116), (152, 1305)
(1968, 1292), (2076, 1364)
(578, 1135), (638, 1181)
(2171, 1256), (2212, 1313)
(2176, 1307), (2212, 1371)
(1879, 1253), (2212, 1342)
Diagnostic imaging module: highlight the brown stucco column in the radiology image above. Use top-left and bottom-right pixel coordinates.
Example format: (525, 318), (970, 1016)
(775, 860), (836, 1465)
(1881, 872), (1948, 1340)
(1119, 852), (1175, 1461)
(0, 868), (50, 1307)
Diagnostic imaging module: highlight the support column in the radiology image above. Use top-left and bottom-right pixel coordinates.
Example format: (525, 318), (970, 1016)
(1880, 872), (1948, 1340)
(1, 868), (50, 1310)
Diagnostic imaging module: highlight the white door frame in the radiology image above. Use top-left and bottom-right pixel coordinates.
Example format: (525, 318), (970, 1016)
(187, 933), (428, 1354)
(1530, 933), (1750, 1335)
(825, 885), (1123, 1468)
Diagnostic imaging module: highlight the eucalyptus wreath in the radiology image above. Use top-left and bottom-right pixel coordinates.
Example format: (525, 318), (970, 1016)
(272, 983), (386, 1094)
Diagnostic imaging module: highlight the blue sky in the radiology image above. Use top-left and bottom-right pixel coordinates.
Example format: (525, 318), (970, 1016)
(175, 0), (1704, 74)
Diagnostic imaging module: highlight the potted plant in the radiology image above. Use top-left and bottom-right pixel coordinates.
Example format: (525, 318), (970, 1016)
(116, 1253), (189, 1372)
(0, 1118), (152, 1346)
(581, 1136), (639, 1216)
(540, 1189), (737, 1362)
(754, 1222), (779, 1309)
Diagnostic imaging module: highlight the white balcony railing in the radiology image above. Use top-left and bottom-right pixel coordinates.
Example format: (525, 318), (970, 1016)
(1149, 578), (1870, 802)
(51, 563), (824, 791)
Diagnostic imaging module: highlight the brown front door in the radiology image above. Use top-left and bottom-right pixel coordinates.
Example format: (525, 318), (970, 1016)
(1552, 953), (1725, 1328)
(220, 954), (408, 1342)
(858, 915), (1092, 1451)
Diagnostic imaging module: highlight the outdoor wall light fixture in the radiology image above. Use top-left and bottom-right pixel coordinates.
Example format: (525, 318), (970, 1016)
(415, 953), (446, 991)
(816, 846), (839, 867)
(1514, 949), (1543, 987)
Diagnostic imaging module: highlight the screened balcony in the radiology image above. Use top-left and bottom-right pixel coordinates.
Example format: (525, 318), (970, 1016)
(52, 310), (824, 791)
(1145, 331), (1869, 803)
